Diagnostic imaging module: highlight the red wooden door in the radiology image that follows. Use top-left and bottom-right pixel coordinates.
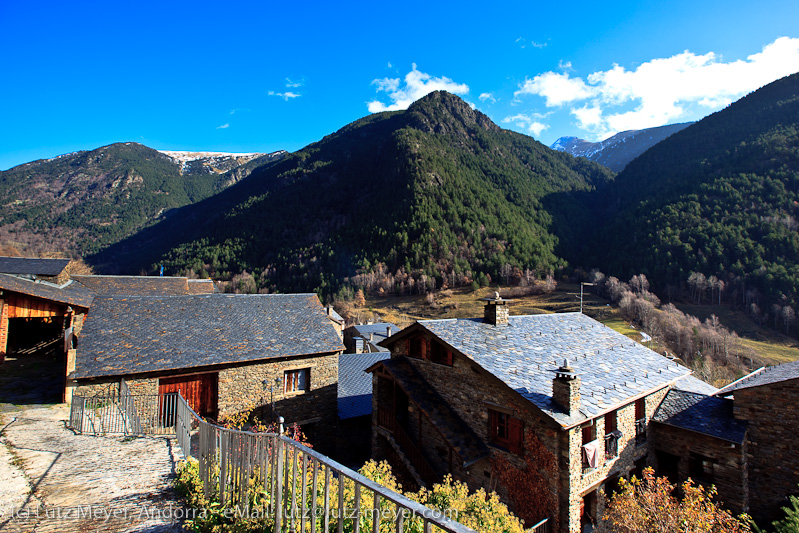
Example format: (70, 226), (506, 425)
(159, 373), (218, 419)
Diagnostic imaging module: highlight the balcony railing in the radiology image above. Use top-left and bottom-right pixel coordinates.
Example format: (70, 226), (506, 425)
(604, 431), (621, 459)
(635, 419), (647, 446)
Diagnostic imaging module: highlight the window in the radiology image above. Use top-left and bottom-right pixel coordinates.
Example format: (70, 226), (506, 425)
(582, 423), (599, 470)
(634, 399), (647, 445)
(407, 337), (453, 366)
(605, 410), (617, 434)
(284, 368), (310, 393)
(635, 398), (645, 420)
(407, 337), (425, 359)
(604, 410), (620, 459)
(689, 453), (715, 484)
(488, 409), (524, 454)
(429, 340), (453, 366)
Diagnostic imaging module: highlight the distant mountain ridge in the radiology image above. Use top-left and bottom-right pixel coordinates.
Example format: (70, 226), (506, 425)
(594, 71), (799, 308)
(551, 122), (693, 172)
(158, 149), (287, 175)
(93, 91), (614, 292)
(0, 143), (285, 257)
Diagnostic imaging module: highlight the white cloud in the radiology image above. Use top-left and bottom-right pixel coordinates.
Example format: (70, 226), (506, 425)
(517, 37), (799, 140)
(217, 123), (230, 129)
(269, 91), (301, 101)
(515, 72), (595, 107)
(479, 92), (497, 103)
(367, 64), (469, 113)
(515, 37), (547, 49)
(387, 61), (392, 68)
(285, 78), (303, 88)
(501, 113), (550, 137)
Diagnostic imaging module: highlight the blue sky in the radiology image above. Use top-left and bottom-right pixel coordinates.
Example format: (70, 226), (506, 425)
(2, 0), (799, 170)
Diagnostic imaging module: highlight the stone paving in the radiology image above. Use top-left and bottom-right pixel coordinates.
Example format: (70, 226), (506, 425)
(0, 354), (186, 532)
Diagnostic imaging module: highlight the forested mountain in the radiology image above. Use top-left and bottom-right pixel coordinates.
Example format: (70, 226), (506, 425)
(93, 91), (614, 295)
(594, 71), (799, 311)
(551, 122), (692, 172)
(0, 143), (284, 257)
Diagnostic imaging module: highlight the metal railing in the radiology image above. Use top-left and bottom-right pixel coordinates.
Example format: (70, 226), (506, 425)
(69, 392), (178, 436)
(530, 517), (552, 533)
(175, 395), (475, 533)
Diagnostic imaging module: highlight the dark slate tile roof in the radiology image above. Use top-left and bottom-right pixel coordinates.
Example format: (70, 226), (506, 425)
(353, 323), (401, 342)
(187, 279), (217, 294)
(72, 275), (191, 296)
(0, 274), (94, 309)
(74, 293), (344, 379)
(338, 351), (391, 419)
(716, 361), (799, 395)
(418, 312), (690, 428)
(653, 389), (747, 444)
(378, 358), (490, 466)
(0, 257), (70, 277)
(325, 306), (344, 324)
(674, 374), (719, 395)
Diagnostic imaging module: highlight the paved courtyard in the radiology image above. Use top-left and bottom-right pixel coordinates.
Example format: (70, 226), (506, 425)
(0, 353), (185, 532)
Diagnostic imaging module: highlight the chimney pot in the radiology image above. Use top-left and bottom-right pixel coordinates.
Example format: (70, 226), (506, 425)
(482, 296), (511, 326)
(552, 361), (581, 415)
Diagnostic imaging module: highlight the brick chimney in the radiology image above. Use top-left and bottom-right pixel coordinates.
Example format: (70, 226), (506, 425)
(552, 359), (581, 416)
(482, 292), (510, 326)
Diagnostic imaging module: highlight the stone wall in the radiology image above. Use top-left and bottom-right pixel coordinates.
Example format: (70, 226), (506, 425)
(399, 346), (562, 529)
(217, 352), (339, 453)
(381, 334), (675, 533)
(74, 352), (340, 454)
(652, 423), (748, 514)
(563, 387), (669, 532)
(734, 379), (799, 523)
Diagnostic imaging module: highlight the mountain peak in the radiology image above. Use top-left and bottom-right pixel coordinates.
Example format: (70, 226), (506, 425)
(406, 91), (500, 135)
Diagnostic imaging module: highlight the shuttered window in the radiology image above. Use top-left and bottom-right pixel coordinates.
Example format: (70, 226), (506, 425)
(429, 340), (453, 366)
(407, 337), (425, 359)
(284, 368), (310, 393)
(489, 409), (524, 455)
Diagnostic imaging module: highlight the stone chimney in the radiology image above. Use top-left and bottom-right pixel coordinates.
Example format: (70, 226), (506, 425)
(552, 359), (581, 416)
(482, 292), (510, 326)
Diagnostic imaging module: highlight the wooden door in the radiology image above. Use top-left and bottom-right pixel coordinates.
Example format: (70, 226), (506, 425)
(159, 373), (218, 419)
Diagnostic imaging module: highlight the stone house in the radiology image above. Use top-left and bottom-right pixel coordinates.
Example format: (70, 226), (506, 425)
(654, 361), (799, 524)
(369, 297), (698, 533)
(651, 388), (748, 514)
(71, 292), (345, 452)
(0, 256), (73, 285)
(343, 322), (400, 353)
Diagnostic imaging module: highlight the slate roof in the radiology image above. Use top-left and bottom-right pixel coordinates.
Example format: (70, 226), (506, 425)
(716, 361), (799, 395)
(653, 389), (747, 444)
(374, 358), (490, 466)
(674, 374), (719, 395)
(187, 279), (217, 294)
(409, 312), (690, 428)
(0, 257), (71, 277)
(0, 274), (94, 309)
(353, 323), (401, 342)
(72, 275), (191, 296)
(74, 293), (344, 379)
(338, 351), (391, 419)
